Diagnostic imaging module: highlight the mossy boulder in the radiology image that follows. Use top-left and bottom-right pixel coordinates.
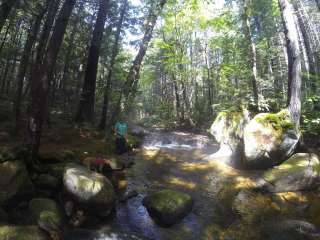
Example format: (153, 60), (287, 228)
(0, 225), (48, 240)
(0, 160), (34, 206)
(256, 153), (320, 193)
(209, 109), (250, 167)
(29, 198), (63, 232)
(143, 189), (193, 227)
(243, 109), (299, 168)
(63, 164), (116, 217)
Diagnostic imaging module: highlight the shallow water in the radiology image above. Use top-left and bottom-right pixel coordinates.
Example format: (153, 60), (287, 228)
(72, 130), (320, 240)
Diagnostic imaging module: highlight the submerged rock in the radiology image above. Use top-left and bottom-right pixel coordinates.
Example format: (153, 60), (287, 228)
(63, 164), (116, 217)
(256, 153), (320, 192)
(29, 198), (63, 232)
(0, 160), (34, 206)
(243, 109), (299, 168)
(0, 225), (48, 240)
(143, 189), (193, 227)
(209, 109), (250, 167)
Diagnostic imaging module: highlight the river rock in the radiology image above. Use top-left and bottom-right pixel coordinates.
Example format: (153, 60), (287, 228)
(29, 198), (63, 232)
(143, 189), (193, 226)
(256, 153), (320, 193)
(243, 109), (299, 168)
(209, 109), (250, 167)
(0, 160), (34, 206)
(0, 225), (49, 240)
(34, 174), (60, 190)
(63, 164), (116, 217)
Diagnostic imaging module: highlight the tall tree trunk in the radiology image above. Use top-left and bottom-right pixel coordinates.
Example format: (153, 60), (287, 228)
(278, 0), (302, 129)
(99, 0), (128, 130)
(27, 0), (76, 157)
(243, 0), (259, 109)
(0, 0), (19, 32)
(244, 0), (259, 105)
(14, 5), (47, 132)
(123, 0), (167, 115)
(76, 0), (109, 123)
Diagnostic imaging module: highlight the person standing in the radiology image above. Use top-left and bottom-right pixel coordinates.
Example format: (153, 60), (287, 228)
(114, 119), (128, 155)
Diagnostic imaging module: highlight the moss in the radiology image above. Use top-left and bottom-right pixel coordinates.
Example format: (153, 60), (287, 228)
(0, 226), (48, 240)
(256, 109), (294, 133)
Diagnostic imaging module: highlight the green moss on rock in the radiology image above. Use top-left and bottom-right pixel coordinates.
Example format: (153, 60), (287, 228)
(143, 189), (193, 227)
(0, 225), (48, 240)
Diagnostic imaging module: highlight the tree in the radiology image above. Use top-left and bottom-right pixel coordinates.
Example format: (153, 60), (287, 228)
(278, 0), (302, 129)
(123, 0), (167, 113)
(0, 0), (19, 32)
(76, 0), (109, 123)
(99, 0), (128, 130)
(27, 0), (76, 157)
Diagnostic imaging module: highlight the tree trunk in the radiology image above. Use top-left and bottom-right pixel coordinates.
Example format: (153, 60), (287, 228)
(278, 0), (302, 129)
(0, 0), (19, 32)
(123, 0), (167, 114)
(243, 0), (259, 109)
(99, 0), (128, 130)
(76, 0), (109, 123)
(27, 0), (76, 157)
(14, 5), (47, 131)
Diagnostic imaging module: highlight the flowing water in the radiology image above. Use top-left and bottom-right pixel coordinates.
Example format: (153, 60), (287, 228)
(70, 129), (320, 240)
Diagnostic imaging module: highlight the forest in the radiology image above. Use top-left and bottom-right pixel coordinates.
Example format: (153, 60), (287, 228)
(0, 0), (319, 239)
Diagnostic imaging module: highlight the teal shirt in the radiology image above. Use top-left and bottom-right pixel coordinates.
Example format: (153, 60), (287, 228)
(115, 122), (128, 137)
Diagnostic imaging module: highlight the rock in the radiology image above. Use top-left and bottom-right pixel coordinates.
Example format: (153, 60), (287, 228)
(243, 109), (299, 168)
(143, 189), (193, 227)
(63, 164), (116, 217)
(0, 225), (49, 240)
(39, 150), (78, 164)
(0, 160), (34, 206)
(256, 153), (320, 193)
(34, 174), (60, 190)
(29, 198), (63, 232)
(209, 109), (250, 167)
(263, 219), (320, 240)
(47, 163), (67, 178)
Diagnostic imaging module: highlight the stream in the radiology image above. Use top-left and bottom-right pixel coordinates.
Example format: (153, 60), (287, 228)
(68, 129), (320, 240)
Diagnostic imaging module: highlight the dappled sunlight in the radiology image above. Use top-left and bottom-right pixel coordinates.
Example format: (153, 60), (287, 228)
(276, 192), (308, 203)
(234, 176), (256, 189)
(181, 162), (214, 171)
(167, 177), (197, 190)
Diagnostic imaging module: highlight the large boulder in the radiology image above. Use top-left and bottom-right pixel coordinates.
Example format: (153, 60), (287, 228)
(256, 153), (320, 193)
(143, 189), (193, 227)
(63, 164), (116, 217)
(209, 109), (250, 167)
(29, 198), (63, 232)
(0, 225), (48, 240)
(243, 109), (299, 168)
(0, 160), (34, 206)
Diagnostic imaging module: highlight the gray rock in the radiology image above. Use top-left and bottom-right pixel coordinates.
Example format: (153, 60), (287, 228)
(243, 109), (299, 168)
(63, 164), (116, 217)
(0, 160), (34, 206)
(29, 198), (63, 232)
(256, 153), (320, 192)
(209, 109), (250, 167)
(143, 189), (193, 227)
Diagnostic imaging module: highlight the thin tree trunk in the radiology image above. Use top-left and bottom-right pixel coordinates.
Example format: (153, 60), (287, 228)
(99, 0), (128, 129)
(123, 0), (167, 115)
(278, 0), (302, 129)
(243, 0), (259, 109)
(76, 0), (109, 123)
(0, 0), (19, 32)
(14, 6), (47, 131)
(27, 0), (76, 157)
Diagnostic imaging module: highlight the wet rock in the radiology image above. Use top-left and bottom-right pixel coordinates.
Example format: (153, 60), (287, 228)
(263, 219), (320, 240)
(29, 198), (63, 232)
(209, 109), (250, 167)
(256, 153), (320, 193)
(0, 225), (49, 240)
(143, 189), (193, 227)
(243, 109), (299, 168)
(34, 174), (60, 190)
(63, 164), (116, 217)
(0, 160), (34, 206)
